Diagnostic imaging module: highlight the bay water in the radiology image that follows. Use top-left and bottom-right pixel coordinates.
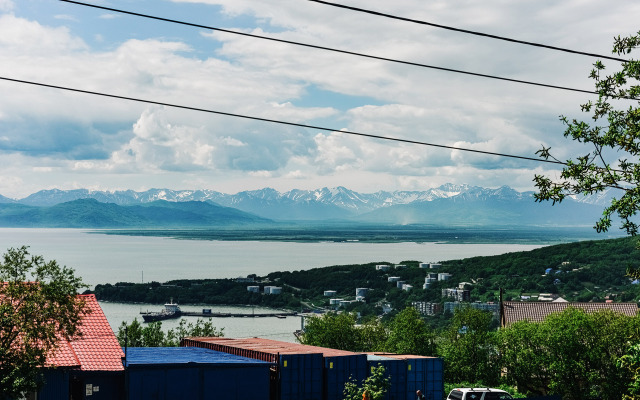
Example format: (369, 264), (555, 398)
(0, 228), (547, 341)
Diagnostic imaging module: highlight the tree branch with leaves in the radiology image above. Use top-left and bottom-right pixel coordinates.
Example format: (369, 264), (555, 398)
(535, 31), (640, 235)
(0, 246), (87, 398)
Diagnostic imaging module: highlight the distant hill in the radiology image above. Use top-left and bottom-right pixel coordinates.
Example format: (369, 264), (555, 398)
(0, 199), (270, 228)
(0, 184), (622, 228)
(92, 236), (640, 313)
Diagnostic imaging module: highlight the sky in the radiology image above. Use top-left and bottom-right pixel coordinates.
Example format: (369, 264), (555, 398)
(0, 0), (637, 198)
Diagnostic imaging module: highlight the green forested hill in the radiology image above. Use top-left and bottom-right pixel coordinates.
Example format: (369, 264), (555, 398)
(439, 236), (640, 302)
(91, 236), (640, 313)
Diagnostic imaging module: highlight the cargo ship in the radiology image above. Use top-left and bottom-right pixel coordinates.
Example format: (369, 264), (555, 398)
(142, 300), (181, 322)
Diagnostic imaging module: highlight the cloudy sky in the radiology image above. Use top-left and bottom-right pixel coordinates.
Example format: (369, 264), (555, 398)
(0, 0), (637, 198)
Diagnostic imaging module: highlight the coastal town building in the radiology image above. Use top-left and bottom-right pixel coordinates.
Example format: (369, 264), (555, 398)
(412, 301), (442, 316)
(442, 288), (470, 302)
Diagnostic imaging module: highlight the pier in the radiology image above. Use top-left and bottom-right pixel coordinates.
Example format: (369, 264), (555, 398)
(180, 310), (298, 318)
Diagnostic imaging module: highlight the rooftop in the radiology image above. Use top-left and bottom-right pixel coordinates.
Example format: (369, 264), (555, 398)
(501, 301), (638, 327)
(124, 347), (272, 367)
(47, 294), (124, 371)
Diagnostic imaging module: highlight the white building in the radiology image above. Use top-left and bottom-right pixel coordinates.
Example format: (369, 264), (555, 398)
(324, 290), (337, 297)
(376, 264), (391, 271)
(438, 273), (452, 281)
(424, 274), (438, 288)
(264, 286), (282, 295)
(412, 301), (442, 316)
(388, 276), (401, 282)
(355, 288), (369, 297)
(247, 286), (260, 293)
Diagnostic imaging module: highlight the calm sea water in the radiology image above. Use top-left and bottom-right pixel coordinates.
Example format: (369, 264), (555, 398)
(98, 301), (303, 342)
(0, 228), (548, 340)
(0, 228), (545, 287)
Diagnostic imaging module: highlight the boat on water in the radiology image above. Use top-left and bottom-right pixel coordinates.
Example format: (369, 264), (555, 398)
(142, 300), (181, 323)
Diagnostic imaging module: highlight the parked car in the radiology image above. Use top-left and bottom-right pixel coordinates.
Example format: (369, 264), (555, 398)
(446, 388), (514, 400)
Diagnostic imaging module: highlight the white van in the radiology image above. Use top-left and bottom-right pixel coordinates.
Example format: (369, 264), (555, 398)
(446, 388), (514, 400)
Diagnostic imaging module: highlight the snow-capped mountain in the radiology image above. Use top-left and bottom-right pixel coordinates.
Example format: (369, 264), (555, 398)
(5, 183), (611, 225)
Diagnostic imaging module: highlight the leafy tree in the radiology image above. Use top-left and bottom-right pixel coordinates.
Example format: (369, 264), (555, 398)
(542, 308), (640, 400)
(438, 307), (500, 386)
(384, 307), (436, 356)
(618, 343), (640, 400)
(343, 365), (390, 400)
(0, 246), (87, 398)
(117, 318), (224, 347)
(498, 307), (640, 399)
(497, 320), (551, 395)
(298, 312), (361, 351)
(534, 31), (640, 236)
(357, 317), (388, 353)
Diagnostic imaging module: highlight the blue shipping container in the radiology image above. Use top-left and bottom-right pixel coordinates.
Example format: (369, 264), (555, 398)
(366, 355), (407, 400)
(37, 369), (124, 400)
(124, 347), (272, 400)
(405, 357), (444, 400)
(324, 354), (367, 400)
(279, 353), (324, 400)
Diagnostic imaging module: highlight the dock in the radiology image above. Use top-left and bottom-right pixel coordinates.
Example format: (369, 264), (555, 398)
(180, 311), (298, 318)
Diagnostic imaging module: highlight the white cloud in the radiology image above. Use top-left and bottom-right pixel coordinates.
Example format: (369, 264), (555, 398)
(0, 0), (13, 12)
(0, 0), (636, 197)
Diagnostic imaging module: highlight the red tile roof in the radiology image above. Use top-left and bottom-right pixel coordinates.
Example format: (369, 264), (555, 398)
(46, 294), (124, 371)
(501, 301), (638, 327)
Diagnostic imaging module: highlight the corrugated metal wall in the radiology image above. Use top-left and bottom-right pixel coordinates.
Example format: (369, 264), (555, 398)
(324, 354), (367, 400)
(404, 357), (444, 400)
(181, 338), (444, 400)
(38, 370), (70, 400)
(366, 356), (407, 400)
(126, 365), (270, 400)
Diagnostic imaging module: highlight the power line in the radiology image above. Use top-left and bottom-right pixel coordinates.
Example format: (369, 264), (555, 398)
(308, 0), (629, 63)
(0, 75), (566, 166)
(59, 0), (599, 97)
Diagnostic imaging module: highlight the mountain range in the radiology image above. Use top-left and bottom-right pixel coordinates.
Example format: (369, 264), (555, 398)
(0, 184), (613, 228)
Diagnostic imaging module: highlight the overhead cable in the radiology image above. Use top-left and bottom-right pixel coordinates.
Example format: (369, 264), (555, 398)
(0, 75), (566, 166)
(308, 0), (629, 63)
(59, 0), (599, 97)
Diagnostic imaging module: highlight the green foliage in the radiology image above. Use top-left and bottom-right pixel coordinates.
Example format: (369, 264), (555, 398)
(496, 320), (551, 395)
(0, 246), (87, 398)
(117, 318), (224, 347)
(384, 307), (436, 356)
(534, 31), (640, 235)
(439, 236), (640, 303)
(298, 312), (364, 351)
(438, 307), (500, 386)
(93, 278), (300, 309)
(498, 308), (640, 399)
(343, 365), (390, 400)
(299, 307), (437, 355)
(618, 343), (640, 400)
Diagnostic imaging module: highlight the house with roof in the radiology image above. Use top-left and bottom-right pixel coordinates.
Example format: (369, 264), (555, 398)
(500, 300), (638, 328)
(33, 294), (125, 400)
